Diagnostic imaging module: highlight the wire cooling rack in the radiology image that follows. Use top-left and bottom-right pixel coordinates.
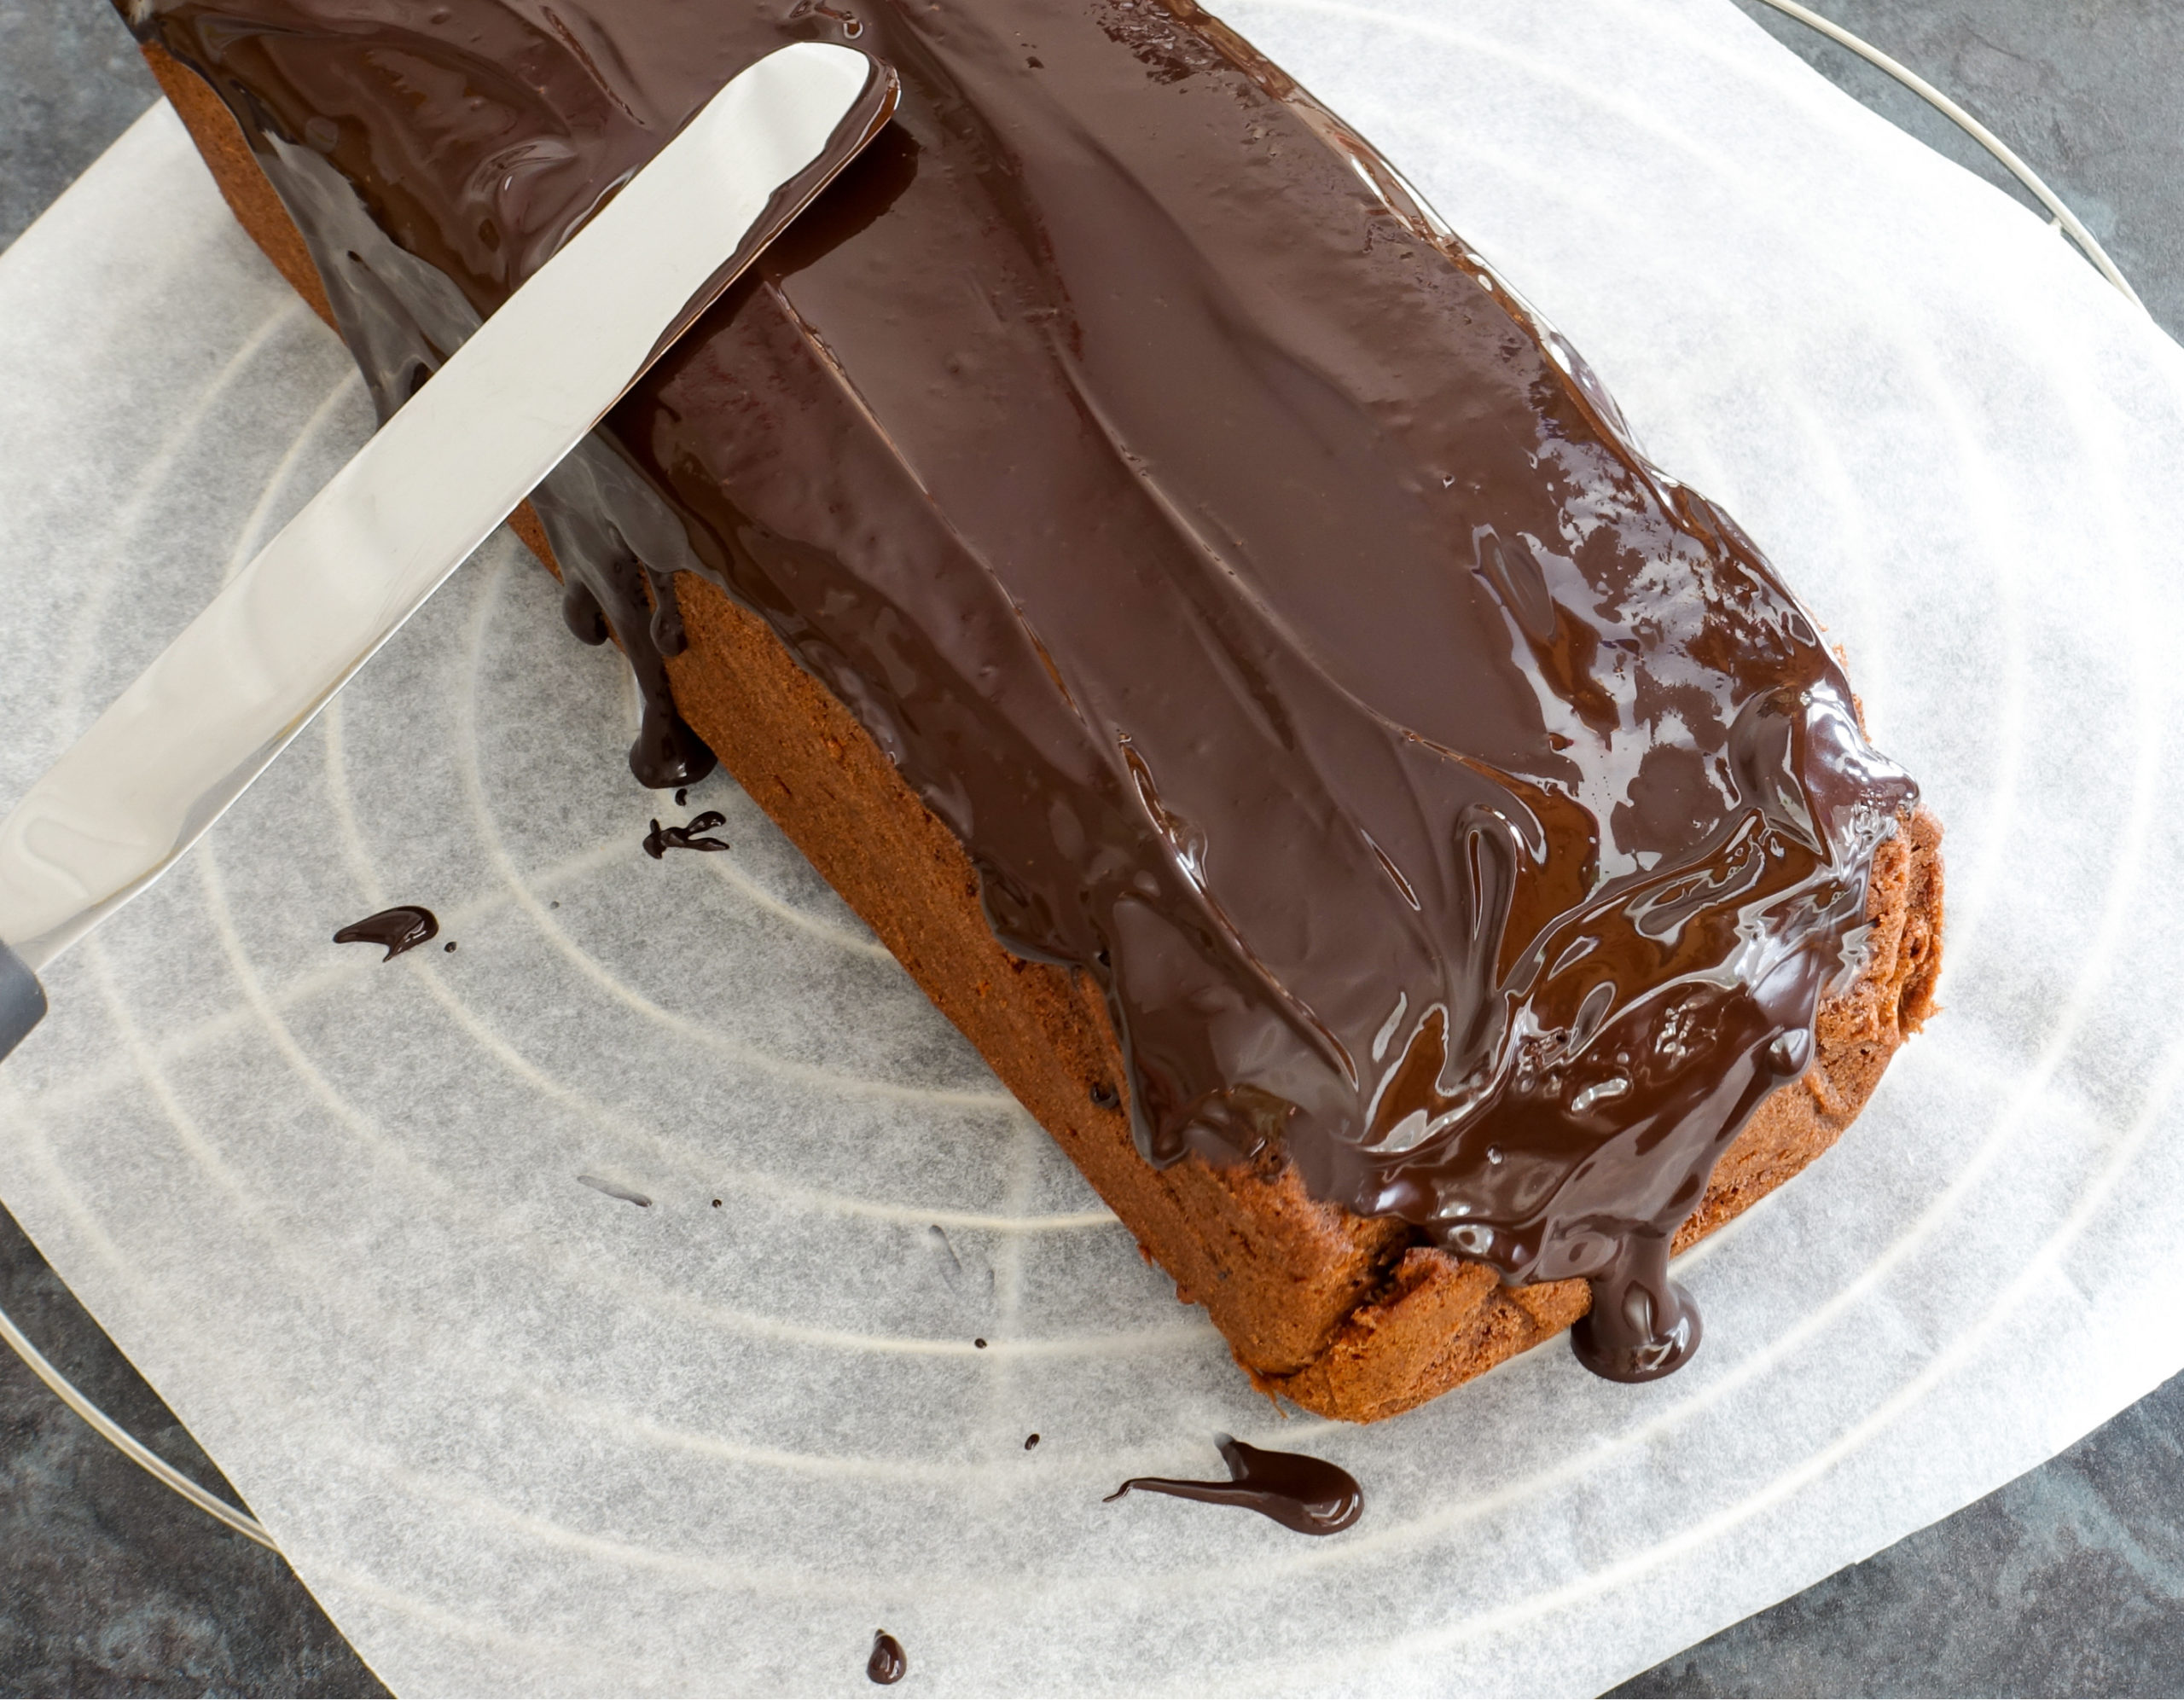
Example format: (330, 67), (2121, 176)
(0, 0), (2146, 1564)
(0, 1295), (276, 1546)
(1743, 0), (2144, 311)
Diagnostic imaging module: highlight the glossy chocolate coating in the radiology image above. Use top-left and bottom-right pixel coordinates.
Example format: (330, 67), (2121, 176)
(332, 904), (439, 960)
(131, 0), (1918, 1373)
(1106, 1435), (1363, 1535)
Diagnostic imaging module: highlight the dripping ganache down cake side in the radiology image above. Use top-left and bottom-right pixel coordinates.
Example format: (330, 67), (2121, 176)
(119, 0), (1943, 1419)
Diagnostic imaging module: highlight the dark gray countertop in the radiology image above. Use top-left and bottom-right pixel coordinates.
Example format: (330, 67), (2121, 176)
(2, 3), (2180, 1693)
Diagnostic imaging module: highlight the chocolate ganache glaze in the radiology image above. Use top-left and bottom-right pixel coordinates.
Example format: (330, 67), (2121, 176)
(128, 0), (1919, 1378)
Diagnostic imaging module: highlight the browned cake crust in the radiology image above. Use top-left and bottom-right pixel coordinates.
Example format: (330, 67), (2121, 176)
(148, 44), (1943, 1423)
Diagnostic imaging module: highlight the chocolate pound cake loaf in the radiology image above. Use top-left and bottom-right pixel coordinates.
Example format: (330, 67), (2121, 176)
(125, 0), (1943, 1421)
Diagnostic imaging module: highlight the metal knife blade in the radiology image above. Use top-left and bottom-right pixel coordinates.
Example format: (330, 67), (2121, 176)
(0, 42), (897, 1058)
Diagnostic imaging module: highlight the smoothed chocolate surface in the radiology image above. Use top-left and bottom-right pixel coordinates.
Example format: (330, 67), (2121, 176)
(132, 0), (1918, 1374)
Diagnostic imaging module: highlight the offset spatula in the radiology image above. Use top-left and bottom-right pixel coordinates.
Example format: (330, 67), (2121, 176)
(0, 42), (898, 1060)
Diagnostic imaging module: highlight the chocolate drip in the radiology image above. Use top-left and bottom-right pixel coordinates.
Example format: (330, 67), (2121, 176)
(642, 811), (731, 858)
(1105, 1436), (1362, 1535)
(133, 0), (1922, 1379)
(866, 1630), (909, 1685)
(332, 905), (438, 960)
(545, 525), (716, 789)
(1571, 1231), (1701, 1383)
(561, 579), (609, 647)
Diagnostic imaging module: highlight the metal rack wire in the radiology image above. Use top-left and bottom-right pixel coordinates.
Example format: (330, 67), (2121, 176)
(0, 1296), (275, 1548)
(1743, 0), (2145, 311)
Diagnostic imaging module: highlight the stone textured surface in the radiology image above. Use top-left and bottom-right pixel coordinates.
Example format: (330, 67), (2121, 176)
(0, 1204), (386, 1696)
(0, 1), (2179, 1695)
(0, 0), (157, 250)
(1615, 1372), (2184, 1697)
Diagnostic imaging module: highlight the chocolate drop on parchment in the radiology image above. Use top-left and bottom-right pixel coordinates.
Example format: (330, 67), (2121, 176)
(561, 579), (609, 647)
(631, 689), (717, 792)
(1570, 1231), (1702, 1382)
(866, 1630), (908, 1685)
(577, 1175), (653, 1209)
(1105, 1436), (1362, 1535)
(642, 811), (730, 859)
(332, 905), (438, 960)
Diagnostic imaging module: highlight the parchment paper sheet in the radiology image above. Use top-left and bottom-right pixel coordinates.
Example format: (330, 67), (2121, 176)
(4, 0), (2184, 1691)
